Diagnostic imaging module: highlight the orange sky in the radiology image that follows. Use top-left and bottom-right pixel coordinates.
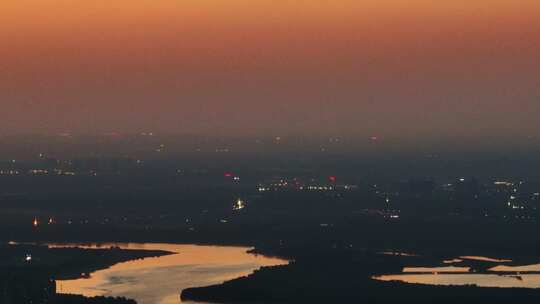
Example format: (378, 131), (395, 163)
(1, 1), (539, 141)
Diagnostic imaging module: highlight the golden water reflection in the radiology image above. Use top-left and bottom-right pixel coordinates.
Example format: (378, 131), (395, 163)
(459, 256), (512, 263)
(52, 243), (289, 304)
(490, 264), (540, 272)
(403, 266), (470, 273)
(374, 273), (540, 289)
(374, 254), (540, 289)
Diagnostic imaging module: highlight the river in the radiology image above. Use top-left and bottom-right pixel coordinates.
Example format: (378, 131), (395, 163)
(50, 243), (288, 304)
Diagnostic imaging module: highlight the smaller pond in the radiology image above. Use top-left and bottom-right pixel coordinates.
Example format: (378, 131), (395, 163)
(374, 255), (540, 289)
(374, 273), (540, 289)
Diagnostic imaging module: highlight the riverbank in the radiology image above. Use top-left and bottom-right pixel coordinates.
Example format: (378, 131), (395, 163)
(6, 242), (173, 280)
(181, 245), (540, 303)
(181, 252), (540, 304)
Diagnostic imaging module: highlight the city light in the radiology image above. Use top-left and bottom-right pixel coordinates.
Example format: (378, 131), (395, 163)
(233, 199), (246, 211)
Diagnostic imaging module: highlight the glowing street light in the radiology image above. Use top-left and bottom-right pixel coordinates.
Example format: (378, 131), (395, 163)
(233, 199), (246, 211)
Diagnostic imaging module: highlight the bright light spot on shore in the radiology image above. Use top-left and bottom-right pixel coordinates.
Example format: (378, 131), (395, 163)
(233, 199), (246, 211)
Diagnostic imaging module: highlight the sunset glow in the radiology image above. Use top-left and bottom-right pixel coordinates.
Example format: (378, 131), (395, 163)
(1, 1), (539, 140)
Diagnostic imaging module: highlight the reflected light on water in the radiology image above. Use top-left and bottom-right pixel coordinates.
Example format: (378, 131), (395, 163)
(442, 259), (463, 264)
(403, 266), (470, 273)
(52, 243), (288, 304)
(459, 256), (512, 263)
(490, 264), (540, 272)
(374, 274), (540, 289)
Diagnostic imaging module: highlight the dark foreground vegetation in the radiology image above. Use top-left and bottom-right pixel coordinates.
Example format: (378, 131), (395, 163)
(51, 295), (136, 304)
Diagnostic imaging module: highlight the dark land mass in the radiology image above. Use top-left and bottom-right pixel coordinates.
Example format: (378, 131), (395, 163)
(51, 295), (136, 304)
(0, 243), (172, 279)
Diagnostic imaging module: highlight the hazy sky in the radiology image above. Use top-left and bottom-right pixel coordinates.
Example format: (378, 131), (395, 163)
(1, 1), (539, 141)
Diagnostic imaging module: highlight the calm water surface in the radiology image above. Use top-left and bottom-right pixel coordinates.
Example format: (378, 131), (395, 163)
(374, 273), (540, 288)
(51, 243), (288, 304)
(374, 255), (540, 289)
